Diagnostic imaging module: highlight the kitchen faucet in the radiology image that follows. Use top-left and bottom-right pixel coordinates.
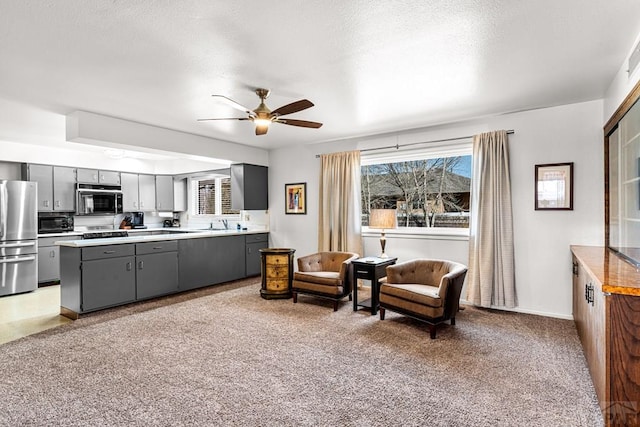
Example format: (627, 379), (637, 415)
(221, 219), (229, 229)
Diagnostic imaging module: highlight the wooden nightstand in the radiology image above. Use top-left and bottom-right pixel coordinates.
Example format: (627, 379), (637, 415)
(259, 248), (295, 299)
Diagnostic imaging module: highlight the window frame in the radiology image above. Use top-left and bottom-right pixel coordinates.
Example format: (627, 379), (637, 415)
(190, 176), (240, 218)
(360, 140), (472, 238)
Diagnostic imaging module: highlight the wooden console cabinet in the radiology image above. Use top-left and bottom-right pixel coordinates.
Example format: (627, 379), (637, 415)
(571, 246), (640, 426)
(259, 248), (295, 299)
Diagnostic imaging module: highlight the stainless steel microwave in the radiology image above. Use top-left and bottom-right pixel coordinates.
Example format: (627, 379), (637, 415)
(76, 184), (123, 216)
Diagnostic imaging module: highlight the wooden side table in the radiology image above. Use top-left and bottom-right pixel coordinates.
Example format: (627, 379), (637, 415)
(352, 257), (397, 315)
(259, 248), (295, 299)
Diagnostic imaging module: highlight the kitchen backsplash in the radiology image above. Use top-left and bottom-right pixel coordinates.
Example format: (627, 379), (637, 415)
(73, 210), (269, 231)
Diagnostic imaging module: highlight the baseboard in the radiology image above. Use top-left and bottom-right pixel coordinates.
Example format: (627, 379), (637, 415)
(459, 300), (573, 321)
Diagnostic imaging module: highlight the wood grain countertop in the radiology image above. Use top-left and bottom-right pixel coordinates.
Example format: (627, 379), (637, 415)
(571, 245), (640, 297)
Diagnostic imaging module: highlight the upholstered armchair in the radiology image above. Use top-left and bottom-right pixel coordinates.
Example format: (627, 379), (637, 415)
(379, 259), (468, 339)
(292, 252), (360, 311)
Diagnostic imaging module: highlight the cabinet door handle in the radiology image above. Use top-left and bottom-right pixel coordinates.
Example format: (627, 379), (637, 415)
(50, 250), (55, 258)
(126, 262), (132, 271)
(44, 200), (50, 208)
(138, 260), (144, 269)
(585, 282), (594, 306)
(55, 200), (60, 208)
(133, 201), (137, 208)
(103, 250), (116, 254)
(152, 246), (163, 250)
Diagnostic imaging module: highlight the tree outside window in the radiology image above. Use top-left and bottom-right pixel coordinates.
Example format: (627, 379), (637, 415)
(361, 155), (471, 228)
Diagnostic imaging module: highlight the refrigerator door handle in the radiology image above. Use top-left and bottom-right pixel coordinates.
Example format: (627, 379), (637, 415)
(0, 182), (6, 239)
(0, 241), (37, 249)
(0, 255), (36, 264)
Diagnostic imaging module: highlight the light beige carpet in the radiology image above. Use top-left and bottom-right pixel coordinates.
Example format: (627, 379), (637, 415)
(0, 279), (602, 426)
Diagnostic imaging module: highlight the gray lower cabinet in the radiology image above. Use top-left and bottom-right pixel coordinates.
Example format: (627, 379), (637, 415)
(79, 244), (137, 311)
(38, 235), (80, 283)
(136, 241), (178, 300)
(246, 233), (268, 276)
(179, 235), (245, 291)
(82, 256), (136, 311)
(61, 233), (265, 316)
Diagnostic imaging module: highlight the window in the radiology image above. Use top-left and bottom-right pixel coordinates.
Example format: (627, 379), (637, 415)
(361, 143), (472, 229)
(192, 176), (239, 216)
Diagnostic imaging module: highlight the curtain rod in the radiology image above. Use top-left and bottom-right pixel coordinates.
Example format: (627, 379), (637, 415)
(315, 130), (515, 158)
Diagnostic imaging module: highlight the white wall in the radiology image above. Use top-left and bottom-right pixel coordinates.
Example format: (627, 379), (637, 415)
(269, 99), (604, 319)
(604, 32), (640, 123)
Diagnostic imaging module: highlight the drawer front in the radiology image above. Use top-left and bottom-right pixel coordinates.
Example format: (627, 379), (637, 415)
(136, 240), (178, 255)
(82, 244), (135, 260)
(38, 237), (60, 247)
(246, 233), (268, 243)
(39, 235), (79, 247)
(266, 254), (289, 265)
(266, 265), (288, 279)
(266, 278), (289, 292)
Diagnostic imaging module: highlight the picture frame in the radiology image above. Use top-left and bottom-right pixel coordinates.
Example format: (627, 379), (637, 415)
(535, 162), (573, 210)
(285, 182), (307, 214)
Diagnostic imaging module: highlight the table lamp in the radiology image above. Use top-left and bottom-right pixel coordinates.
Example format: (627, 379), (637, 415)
(369, 209), (397, 258)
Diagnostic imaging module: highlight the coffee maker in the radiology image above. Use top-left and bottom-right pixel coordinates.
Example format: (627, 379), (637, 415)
(131, 212), (146, 229)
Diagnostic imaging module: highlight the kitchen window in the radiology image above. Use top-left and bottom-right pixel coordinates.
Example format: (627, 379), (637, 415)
(361, 141), (472, 231)
(191, 177), (239, 216)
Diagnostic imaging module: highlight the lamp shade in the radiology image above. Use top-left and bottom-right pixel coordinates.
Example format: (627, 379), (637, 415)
(369, 209), (397, 229)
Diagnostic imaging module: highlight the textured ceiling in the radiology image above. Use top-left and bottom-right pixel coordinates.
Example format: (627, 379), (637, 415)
(1, 0), (640, 152)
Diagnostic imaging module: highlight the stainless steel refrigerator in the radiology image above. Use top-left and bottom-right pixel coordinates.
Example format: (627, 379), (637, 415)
(0, 180), (38, 296)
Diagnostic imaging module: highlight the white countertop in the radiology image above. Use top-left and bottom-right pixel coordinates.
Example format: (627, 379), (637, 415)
(54, 228), (268, 248)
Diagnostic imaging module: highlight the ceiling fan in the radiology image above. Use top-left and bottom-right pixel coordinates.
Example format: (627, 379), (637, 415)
(198, 88), (323, 135)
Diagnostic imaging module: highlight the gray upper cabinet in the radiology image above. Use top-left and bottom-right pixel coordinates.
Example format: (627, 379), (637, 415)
(139, 174), (156, 211)
(23, 164), (76, 212)
(99, 170), (121, 185)
(231, 163), (268, 210)
(156, 176), (186, 212)
(53, 167), (77, 211)
(76, 168), (99, 184)
(155, 175), (173, 211)
(120, 172), (140, 211)
(123, 173), (157, 211)
(77, 168), (121, 185)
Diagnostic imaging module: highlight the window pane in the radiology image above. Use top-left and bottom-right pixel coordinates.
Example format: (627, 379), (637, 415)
(221, 177), (239, 215)
(198, 179), (216, 215)
(361, 155), (471, 228)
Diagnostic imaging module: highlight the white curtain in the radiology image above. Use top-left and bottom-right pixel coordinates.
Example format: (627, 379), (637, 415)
(318, 151), (363, 255)
(467, 130), (516, 308)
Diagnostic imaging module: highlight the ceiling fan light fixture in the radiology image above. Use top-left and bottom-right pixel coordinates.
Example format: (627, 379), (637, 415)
(253, 118), (271, 127)
(200, 88), (323, 135)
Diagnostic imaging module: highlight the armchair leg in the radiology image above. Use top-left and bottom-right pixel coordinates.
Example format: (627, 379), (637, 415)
(379, 307), (386, 320)
(348, 294), (352, 301)
(451, 317), (456, 326)
(333, 300), (338, 311)
(428, 325), (437, 339)
(293, 292), (298, 303)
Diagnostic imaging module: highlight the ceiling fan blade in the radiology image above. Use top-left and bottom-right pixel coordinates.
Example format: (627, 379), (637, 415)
(276, 118), (323, 128)
(255, 124), (269, 135)
(197, 117), (249, 121)
(271, 99), (314, 117)
(211, 95), (255, 116)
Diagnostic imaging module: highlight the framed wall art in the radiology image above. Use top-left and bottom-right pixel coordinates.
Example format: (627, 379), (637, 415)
(534, 162), (573, 210)
(285, 182), (307, 214)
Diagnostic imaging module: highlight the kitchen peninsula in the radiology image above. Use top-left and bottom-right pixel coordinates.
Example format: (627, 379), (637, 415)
(58, 229), (268, 318)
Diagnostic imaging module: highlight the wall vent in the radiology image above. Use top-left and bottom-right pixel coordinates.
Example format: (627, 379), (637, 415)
(629, 40), (640, 77)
